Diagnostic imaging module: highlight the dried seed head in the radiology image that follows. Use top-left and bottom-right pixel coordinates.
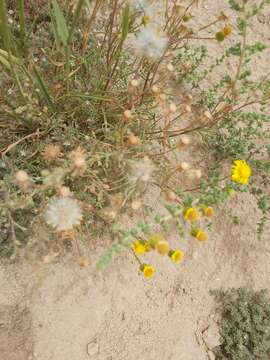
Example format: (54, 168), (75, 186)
(179, 162), (190, 171)
(69, 147), (87, 176)
(184, 104), (192, 113)
(166, 63), (174, 72)
(157, 240), (170, 255)
(158, 93), (166, 101)
(165, 190), (176, 201)
(78, 258), (89, 267)
(123, 109), (133, 120)
(177, 136), (190, 148)
(151, 85), (159, 93)
(127, 134), (140, 146)
(43, 144), (61, 163)
(131, 200), (141, 210)
(130, 79), (140, 87)
(14, 170), (31, 191)
(169, 102), (177, 113)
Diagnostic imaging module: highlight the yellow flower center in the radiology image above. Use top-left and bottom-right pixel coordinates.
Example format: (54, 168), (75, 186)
(142, 265), (155, 278)
(132, 240), (146, 255)
(196, 230), (208, 241)
(184, 208), (199, 222)
(171, 250), (184, 263)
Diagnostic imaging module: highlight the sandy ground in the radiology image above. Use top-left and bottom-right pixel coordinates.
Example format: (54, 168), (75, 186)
(1, 1), (270, 359)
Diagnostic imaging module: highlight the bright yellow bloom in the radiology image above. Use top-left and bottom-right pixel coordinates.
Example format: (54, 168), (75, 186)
(204, 206), (214, 218)
(157, 240), (170, 255)
(184, 207), (200, 222)
(169, 249), (184, 263)
(231, 160), (251, 185)
(132, 240), (146, 255)
(192, 229), (208, 241)
(148, 233), (164, 248)
(140, 264), (155, 278)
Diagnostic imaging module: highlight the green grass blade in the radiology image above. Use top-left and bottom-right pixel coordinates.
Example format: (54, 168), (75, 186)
(51, 0), (69, 46)
(32, 65), (56, 113)
(121, 3), (130, 41)
(68, 0), (85, 44)
(0, 0), (14, 53)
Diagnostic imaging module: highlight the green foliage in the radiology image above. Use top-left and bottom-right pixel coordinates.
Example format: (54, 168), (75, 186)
(211, 288), (270, 360)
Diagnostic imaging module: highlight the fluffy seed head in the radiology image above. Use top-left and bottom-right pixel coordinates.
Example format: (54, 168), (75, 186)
(130, 157), (154, 183)
(45, 196), (82, 231)
(133, 26), (168, 60)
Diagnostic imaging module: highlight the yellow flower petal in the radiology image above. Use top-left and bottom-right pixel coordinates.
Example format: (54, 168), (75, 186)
(141, 264), (155, 278)
(169, 249), (184, 263)
(132, 240), (146, 255)
(231, 160), (251, 185)
(184, 207), (200, 222)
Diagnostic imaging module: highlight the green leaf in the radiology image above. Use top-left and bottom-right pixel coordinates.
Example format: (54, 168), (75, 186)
(121, 3), (130, 41)
(51, 0), (68, 46)
(32, 65), (56, 113)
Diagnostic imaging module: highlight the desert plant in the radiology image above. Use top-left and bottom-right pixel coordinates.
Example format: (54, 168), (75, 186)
(211, 287), (270, 359)
(0, 0), (269, 276)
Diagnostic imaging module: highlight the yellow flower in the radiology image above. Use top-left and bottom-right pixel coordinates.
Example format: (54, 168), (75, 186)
(192, 229), (208, 241)
(231, 160), (251, 185)
(184, 207), (200, 222)
(157, 240), (170, 255)
(132, 240), (146, 255)
(169, 249), (184, 263)
(223, 25), (233, 36)
(140, 264), (155, 278)
(204, 206), (214, 218)
(148, 233), (164, 248)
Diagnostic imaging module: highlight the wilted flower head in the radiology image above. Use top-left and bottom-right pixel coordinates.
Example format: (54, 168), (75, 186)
(133, 26), (168, 60)
(45, 196), (82, 231)
(43, 144), (61, 163)
(68, 146), (87, 176)
(130, 157), (154, 183)
(14, 170), (31, 191)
